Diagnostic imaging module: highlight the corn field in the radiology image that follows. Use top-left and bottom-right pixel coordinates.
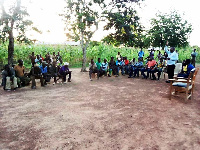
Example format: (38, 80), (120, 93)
(0, 43), (199, 69)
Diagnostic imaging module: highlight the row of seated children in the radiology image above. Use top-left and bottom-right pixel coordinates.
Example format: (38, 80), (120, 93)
(1, 59), (72, 90)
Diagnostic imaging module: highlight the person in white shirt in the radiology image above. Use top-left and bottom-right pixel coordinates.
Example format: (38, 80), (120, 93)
(101, 59), (108, 76)
(165, 41), (178, 83)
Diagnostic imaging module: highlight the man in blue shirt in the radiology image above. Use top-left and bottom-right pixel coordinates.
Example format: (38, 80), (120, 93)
(165, 41), (178, 83)
(128, 58), (143, 78)
(40, 61), (50, 85)
(116, 58), (124, 76)
(138, 48), (144, 59)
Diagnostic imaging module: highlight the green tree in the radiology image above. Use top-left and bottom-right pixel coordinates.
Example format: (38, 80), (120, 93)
(102, 1), (144, 47)
(61, 0), (105, 72)
(147, 11), (192, 48)
(0, 0), (40, 65)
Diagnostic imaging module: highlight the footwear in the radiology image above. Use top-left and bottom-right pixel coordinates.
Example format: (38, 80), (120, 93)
(31, 86), (36, 89)
(53, 82), (55, 85)
(90, 79), (93, 81)
(108, 74), (111, 77)
(128, 76), (132, 78)
(63, 82), (67, 84)
(166, 80), (170, 83)
(68, 79), (71, 82)
(151, 78), (156, 80)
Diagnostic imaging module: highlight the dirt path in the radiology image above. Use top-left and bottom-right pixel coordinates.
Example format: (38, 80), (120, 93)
(0, 67), (200, 150)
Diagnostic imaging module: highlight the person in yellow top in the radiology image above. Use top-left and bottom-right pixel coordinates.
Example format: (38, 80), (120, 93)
(14, 59), (31, 87)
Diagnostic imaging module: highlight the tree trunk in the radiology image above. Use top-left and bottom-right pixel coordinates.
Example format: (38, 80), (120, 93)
(81, 47), (87, 72)
(8, 32), (14, 66)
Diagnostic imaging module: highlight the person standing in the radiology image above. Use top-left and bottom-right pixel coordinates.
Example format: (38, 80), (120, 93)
(165, 41), (178, 83)
(116, 52), (121, 60)
(191, 49), (197, 67)
(138, 48), (144, 59)
(30, 52), (36, 67)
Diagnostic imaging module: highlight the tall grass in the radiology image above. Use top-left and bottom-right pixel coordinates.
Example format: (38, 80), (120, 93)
(0, 43), (199, 69)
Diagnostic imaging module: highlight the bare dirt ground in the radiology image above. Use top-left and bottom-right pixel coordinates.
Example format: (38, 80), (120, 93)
(0, 66), (200, 150)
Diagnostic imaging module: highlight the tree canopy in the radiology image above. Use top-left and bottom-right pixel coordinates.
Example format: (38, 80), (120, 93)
(146, 11), (192, 48)
(102, 0), (144, 47)
(61, 0), (105, 71)
(0, 0), (40, 64)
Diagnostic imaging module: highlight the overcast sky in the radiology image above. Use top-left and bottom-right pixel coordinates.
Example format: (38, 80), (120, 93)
(22, 0), (200, 46)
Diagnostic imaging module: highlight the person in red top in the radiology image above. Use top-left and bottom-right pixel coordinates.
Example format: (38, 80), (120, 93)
(140, 58), (157, 79)
(124, 57), (129, 74)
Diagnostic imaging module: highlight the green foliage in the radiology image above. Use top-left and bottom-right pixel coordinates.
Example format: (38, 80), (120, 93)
(102, 2), (144, 47)
(61, 0), (105, 71)
(1, 44), (199, 69)
(0, 0), (40, 44)
(146, 11), (192, 48)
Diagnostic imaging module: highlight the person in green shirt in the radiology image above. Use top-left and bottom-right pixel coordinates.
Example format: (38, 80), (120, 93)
(96, 58), (102, 70)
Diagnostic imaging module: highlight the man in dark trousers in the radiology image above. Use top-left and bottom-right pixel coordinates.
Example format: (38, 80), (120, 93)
(191, 49), (197, 67)
(165, 41), (178, 83)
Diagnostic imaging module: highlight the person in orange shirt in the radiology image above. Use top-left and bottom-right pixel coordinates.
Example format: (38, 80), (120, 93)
(140, 58), (157, 79)
(124, 57), (129, 74)
(14, 59), (31, 87)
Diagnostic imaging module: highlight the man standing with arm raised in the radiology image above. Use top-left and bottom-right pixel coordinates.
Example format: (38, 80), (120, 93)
(165, 41), (178, 83)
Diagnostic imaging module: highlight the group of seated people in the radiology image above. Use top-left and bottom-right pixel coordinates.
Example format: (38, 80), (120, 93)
(1, 51), (196, 90)
(89, 56), (164, 81)
(1, 52), (72, 91)
(89, 51), (195, 81)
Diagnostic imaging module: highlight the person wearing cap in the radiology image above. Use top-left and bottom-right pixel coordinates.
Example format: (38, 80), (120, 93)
(165, 41), (178, 83)
(59, 62), (72, 83)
